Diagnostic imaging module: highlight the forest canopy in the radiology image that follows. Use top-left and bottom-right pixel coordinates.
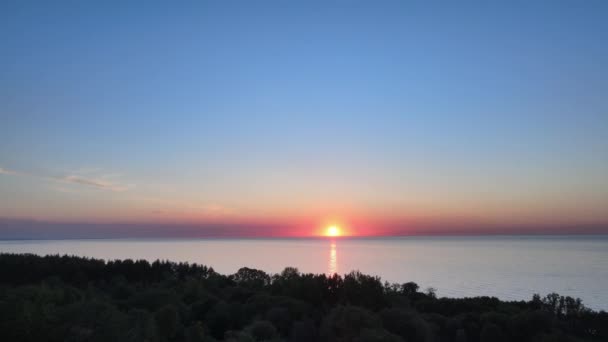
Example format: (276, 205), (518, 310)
(0, 253), (606, 342)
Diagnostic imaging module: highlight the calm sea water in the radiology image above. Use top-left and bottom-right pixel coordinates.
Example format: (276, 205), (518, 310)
(1, 236), (607, 311)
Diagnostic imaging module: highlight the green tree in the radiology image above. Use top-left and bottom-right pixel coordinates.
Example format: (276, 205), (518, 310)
(155, 305), (180, 340)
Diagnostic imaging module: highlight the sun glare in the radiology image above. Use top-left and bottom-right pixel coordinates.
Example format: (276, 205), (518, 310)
(326, 225), (341, 237)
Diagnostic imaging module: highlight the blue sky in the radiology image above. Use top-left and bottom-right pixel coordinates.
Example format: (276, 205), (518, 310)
(1, 1), (607, 237)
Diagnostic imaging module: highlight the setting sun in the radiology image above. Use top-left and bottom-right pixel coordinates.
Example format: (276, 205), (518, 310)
(326, 225), (341, 237)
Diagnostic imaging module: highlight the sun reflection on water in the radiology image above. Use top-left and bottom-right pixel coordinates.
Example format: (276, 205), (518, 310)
(328, 241), (338, 275)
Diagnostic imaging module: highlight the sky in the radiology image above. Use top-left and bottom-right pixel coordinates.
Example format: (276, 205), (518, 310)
(1, 1), (607, 238)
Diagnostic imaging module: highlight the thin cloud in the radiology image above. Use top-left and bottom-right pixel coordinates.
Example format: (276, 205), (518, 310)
(134, 196), (235, 218)
(0, 165), (132, 192)
(197, 204), (234, 216)
(0, 167), (18, 175)
(60, 175), (131, 192)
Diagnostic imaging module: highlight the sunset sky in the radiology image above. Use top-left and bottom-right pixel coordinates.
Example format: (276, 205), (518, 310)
(1, 2), (607, 238)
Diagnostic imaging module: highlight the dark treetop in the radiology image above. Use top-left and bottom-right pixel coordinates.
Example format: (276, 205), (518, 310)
(0, 253), (606, 342)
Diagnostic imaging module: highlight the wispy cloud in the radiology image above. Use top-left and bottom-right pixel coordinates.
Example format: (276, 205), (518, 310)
(196, 204), (234, 216)
(135, 196), (235, 218)
(0, 167), (18, 175)
(60, 175), (131, 192)
(0, 165), (132, 192)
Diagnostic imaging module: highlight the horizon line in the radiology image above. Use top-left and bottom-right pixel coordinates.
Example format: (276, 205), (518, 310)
(2, 232), (608, 242)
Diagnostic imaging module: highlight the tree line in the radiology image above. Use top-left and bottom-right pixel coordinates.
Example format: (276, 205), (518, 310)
(0, 253), (606, 341)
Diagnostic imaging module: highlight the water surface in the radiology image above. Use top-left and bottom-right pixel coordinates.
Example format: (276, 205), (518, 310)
(1, 235), (607, 310)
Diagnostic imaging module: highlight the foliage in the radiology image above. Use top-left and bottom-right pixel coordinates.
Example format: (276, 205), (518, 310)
(0, 253), (606, 342)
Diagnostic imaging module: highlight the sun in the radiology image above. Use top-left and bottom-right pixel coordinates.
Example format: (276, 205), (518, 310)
(326, 225), (341, 237)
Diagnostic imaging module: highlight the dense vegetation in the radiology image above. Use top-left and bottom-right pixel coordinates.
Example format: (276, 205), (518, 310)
(0, 253), (606, 342)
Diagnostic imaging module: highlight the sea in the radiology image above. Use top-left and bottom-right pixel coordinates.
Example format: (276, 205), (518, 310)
(1, 235), (606, 311)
